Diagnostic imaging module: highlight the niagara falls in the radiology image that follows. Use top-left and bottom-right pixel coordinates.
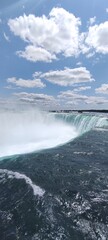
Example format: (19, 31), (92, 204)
(0, 109), (107, 158)
(0, 0), (108, 239)
(0, 109), (108, 239)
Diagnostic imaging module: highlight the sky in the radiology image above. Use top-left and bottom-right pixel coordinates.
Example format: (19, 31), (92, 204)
(0, 0), (108, 110)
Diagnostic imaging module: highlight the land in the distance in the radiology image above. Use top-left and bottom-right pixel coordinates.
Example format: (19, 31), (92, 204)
(50, 109), (108, 113)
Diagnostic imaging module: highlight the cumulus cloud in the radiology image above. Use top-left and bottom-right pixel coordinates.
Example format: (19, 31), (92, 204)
(7, 77), (45, 88)
(58, 91), (87, 101)
(8, 7), (81, 61)
(14, 92), (54, 101)
(89, 16), (96, 25)
(85, 96), (108, 105)
(7, 4), (108, 68)
(83, 21), (108, 55)
(7, 6), (108, 62)
(17, 45), (57, 62)
(39, 67), (94, 86)
(14, 92), (58, 109)
(95, 84), (108, 94)
(73, 86), (91, 92)
(58, 90), (108, 105)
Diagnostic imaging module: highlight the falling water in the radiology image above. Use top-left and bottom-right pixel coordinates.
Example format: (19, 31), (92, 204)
(0, 110), (108, 158)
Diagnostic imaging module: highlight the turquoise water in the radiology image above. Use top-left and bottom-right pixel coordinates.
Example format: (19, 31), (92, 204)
(54, 112), (108, 133)
(0, 111), (108, 158)
(0, 112), (108, 239)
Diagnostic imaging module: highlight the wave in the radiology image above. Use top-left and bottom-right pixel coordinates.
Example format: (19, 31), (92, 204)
(0, 110), (108, 158)
(0, 168), (45, 196)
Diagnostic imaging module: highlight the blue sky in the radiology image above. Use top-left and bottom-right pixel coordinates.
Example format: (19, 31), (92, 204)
(0, 0), (108, 110)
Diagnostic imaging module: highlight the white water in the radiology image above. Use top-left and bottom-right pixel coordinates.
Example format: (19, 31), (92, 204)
(0, 169), (45, 196)
(55, 112), (108, 134)
(0, 110), (78, 158)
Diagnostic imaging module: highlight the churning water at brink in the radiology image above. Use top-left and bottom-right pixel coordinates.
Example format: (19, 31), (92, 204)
(0, 110), (108, 158)
(0, 110), (78, 158)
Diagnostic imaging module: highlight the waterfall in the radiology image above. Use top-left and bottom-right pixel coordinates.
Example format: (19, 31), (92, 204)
(54, 112), (108, 134)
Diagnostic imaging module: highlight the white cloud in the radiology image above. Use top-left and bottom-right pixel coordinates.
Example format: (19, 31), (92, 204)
(17, 45), (57, 62)
(89, 16), (96, 25)
(8, 7), (81, 61)
(4, 32), (10, 42)
(85, 96), (108, 105)
(7, 77), (45, 88)
(106, 8), (108, 13)
(14, 92), (54, 101)
(58, 91), (87, 101)
(58, 90), (108, 105)
(7, 6), (108, 64)
(5, 85), (17, 90)
(40, 67), (94, 86)
(33, 72), (42, 77)
(73, 86), (91, 92)
(95, 84), (108, 94)
(84, 21), (108, 54)
(14, 92), (58, 109)
(76, 62), (82, 66)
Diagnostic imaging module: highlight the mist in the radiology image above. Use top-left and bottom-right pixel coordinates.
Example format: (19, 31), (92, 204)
(0, 109), (78, 158)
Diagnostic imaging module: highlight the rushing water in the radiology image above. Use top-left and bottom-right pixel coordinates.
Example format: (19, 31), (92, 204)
(55, 112), (108, 133)
(0, 110), (78, 158)
(0, 111), (108, 240)
(0, 110), (108, 158)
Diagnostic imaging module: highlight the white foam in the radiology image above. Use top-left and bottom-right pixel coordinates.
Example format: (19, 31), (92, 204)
(0, 169), (45, 196)
(0, 110), (78, 158)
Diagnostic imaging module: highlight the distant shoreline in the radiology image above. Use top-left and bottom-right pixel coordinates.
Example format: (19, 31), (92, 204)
(50, 110), (108, 113)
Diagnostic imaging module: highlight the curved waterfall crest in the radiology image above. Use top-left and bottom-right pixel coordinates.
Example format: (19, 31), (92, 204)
(0, 110), (108, 158)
